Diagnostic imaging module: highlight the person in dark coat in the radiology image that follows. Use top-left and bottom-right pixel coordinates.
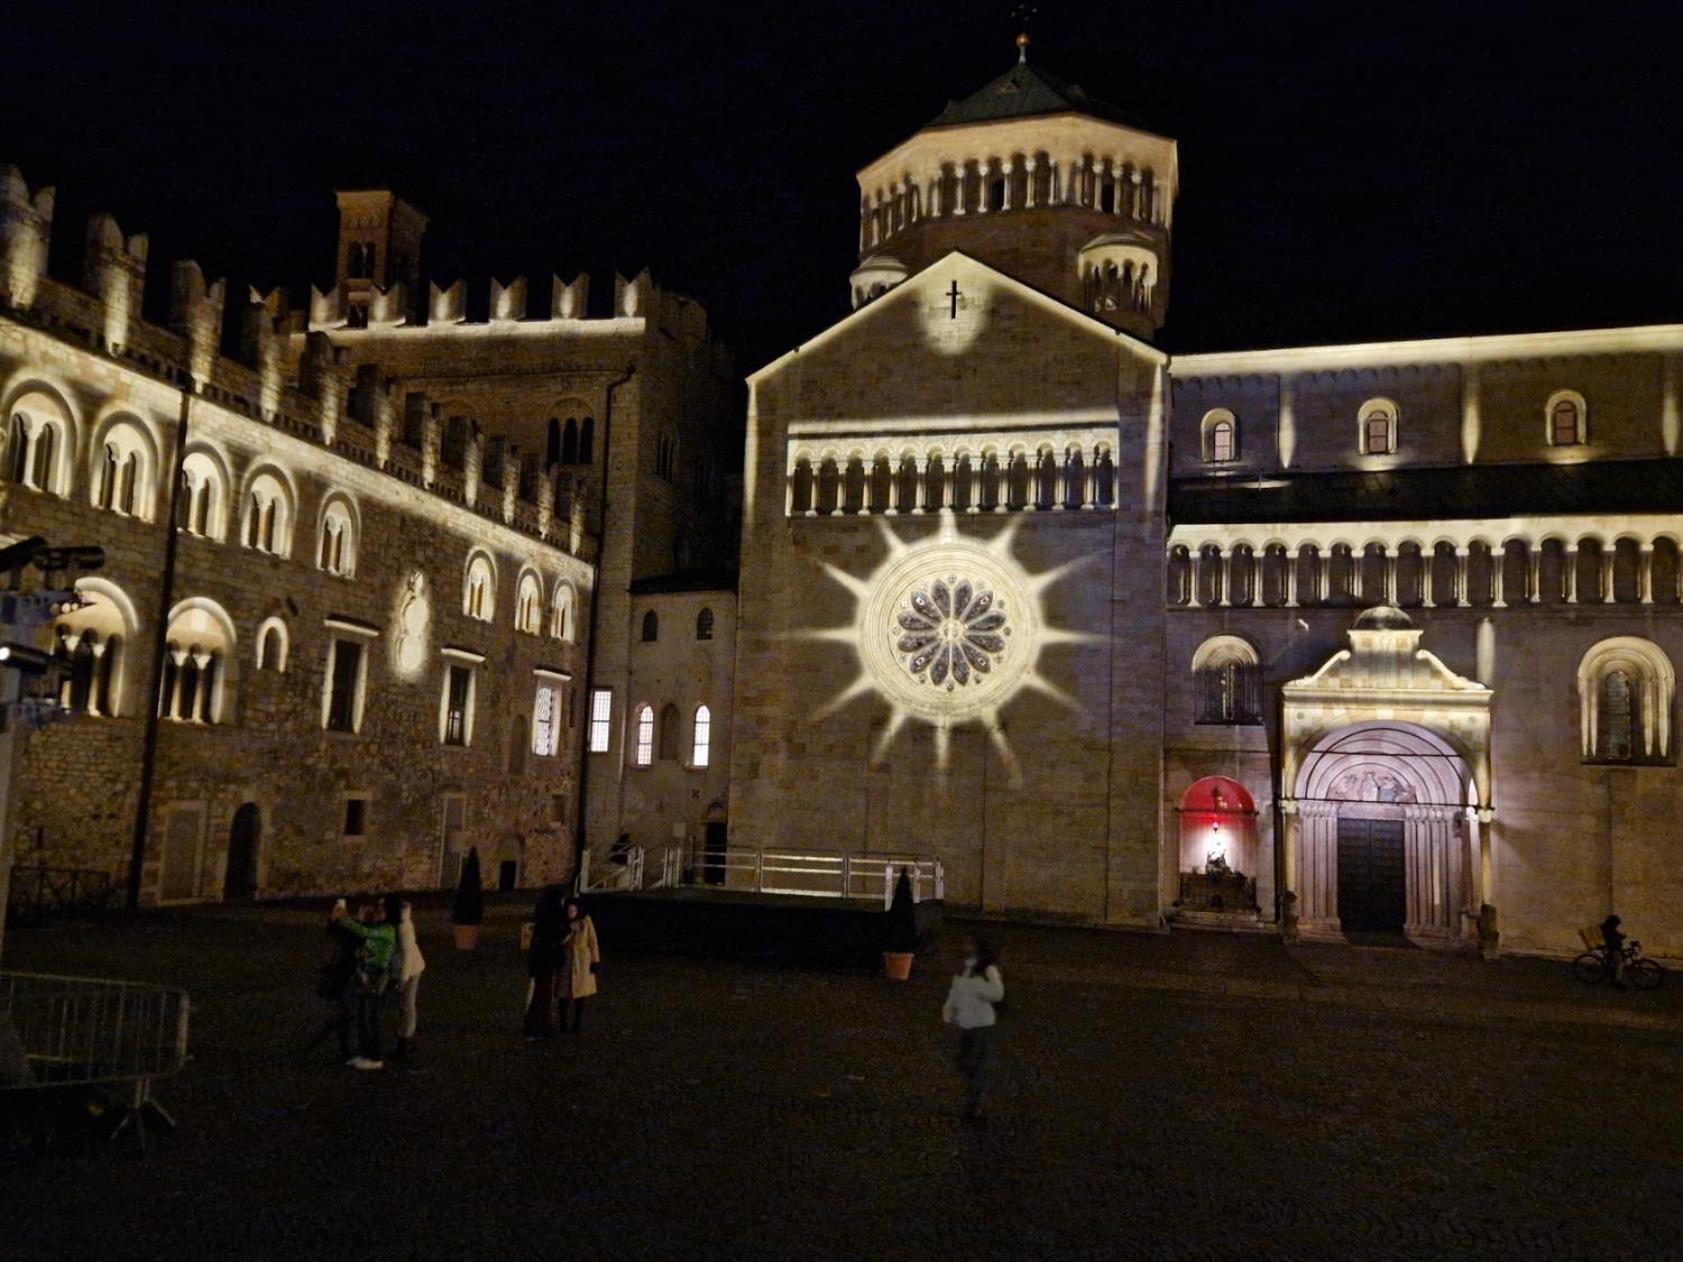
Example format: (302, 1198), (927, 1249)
(302, 897), (360, 1063)
(1601, 914), (1628, 986)
(523, 886), (567, 1039)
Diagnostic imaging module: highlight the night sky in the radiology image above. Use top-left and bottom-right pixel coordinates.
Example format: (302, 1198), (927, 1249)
(7, 1), (1683, 372)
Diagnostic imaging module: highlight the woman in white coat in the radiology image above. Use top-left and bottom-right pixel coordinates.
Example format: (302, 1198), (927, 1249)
(385, 895), (426, 1062)
(941, 936), (1003, 1119)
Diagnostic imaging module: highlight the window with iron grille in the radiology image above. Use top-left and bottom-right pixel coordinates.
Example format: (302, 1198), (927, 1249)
(1196, 661), (1262, 725)
(443, 664), (472, 746)
(326, 640), (363, 733)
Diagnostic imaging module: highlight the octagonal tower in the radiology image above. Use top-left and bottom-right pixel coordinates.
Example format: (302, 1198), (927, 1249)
(850, 36), (1178, 341)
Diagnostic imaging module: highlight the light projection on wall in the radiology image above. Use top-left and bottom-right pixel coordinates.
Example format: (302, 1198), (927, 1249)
(392, 571), (430, 678)
(804, 514), (1100, 780)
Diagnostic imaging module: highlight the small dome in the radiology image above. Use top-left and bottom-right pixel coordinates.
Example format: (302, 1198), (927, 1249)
(1353, 605), (1414, 630)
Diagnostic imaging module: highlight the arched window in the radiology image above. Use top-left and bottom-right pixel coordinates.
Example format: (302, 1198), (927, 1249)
(346, 242), (365, 279)
(560, 418), (579, 464)
(463, 552), (496, 621)
(159, 599), (236, 725)
(1547, 389), (1588, 447)
(691, 704), (712, 768)
(579, 416), (595, 464)
(550, 581), (575, 641)
(641, 610), (659, 642)
(1359, 399), (1398, 456)
(546, 418), (561, 467)
(1191, 636), (1262, 726)
(1201, 409), (1238, 463)
(696, 607), (714, 641)
(255, 617), (288, 672)
(633, 704), (654, 766)
(92, 418), (154, 519)
(52, 579), (136, 718)
(515, 571), (543, 634)
(177, 450), (228, 540)
(5, 395), (72, 497)
(658, 703), (681, 760)
(318, 495), (356, 576)
(1578, 637), (1674, 764)
(241, 469), (293, 556)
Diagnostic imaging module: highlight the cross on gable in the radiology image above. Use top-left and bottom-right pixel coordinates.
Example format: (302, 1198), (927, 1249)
(947, 279), (962, 318)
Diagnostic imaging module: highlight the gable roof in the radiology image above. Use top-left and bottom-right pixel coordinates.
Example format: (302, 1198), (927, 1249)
(747, 250), (1165, 384)
(926, 59), (1154, 133)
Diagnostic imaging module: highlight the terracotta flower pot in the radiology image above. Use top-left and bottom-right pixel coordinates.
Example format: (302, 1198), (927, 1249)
(453, 923), (480, 951)
(882, 951), (913, 981)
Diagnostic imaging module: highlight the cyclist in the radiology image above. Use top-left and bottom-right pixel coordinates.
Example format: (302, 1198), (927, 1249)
(1601, 914), (1627, 987)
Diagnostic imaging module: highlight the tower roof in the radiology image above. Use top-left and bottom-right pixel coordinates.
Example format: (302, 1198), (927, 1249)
(925, 55), (1148, 132)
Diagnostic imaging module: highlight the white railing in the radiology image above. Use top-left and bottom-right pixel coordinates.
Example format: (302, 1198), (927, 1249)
(579, 844), (943, 902)
(685, 846), (943, 902)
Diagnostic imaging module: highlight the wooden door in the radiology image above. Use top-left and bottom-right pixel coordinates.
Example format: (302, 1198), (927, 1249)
(1336, 817), (1406, 932)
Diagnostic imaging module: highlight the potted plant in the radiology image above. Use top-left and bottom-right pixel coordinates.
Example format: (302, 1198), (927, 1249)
(453, 846), (484, 950)
(882, 868), (916, 981)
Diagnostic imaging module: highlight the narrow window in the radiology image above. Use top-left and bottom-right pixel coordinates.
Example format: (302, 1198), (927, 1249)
(343, 796), (368, 838)
(633, 704), (654, 766)
(1364, 411), (1393, 455)
(533, 684), (558, 756)
(692, 704), (712, 768)
(100, 445), (119, 509)
(1210, 420), (1235, 463)
(561, 418), (579, 464)
(120, 452), (139, 515)
(588, 688), (613, 753)
(1552, 399), (1582, 446)
(696, 607), (714, 641)
(579, 417), (595, 464)
(443, 664), (472, 746)
(641, 610), (659, 642)
(326, 640), (363, 733)
(31, 424), (54, 491)
(1600, 669), (1636, 762)
(6, 415), (27, 483)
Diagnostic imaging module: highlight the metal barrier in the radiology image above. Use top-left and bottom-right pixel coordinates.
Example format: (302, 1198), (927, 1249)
(0, 971), (190, 1150)
(684, 846), (943, 902)
(6, 865), (116, 925)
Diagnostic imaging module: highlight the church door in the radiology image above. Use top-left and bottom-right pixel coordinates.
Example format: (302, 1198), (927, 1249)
(223, 803), (260, 901)
(1336, 817), (1406, 933)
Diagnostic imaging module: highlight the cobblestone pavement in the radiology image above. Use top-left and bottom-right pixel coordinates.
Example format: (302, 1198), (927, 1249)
(2, 910), (1681, 1260)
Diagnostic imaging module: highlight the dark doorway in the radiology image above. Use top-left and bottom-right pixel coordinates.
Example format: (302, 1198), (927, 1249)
(498, 860), (518, 892)
(1336, 817), (1406, 933)
(703, 821), (728, 886)
(223, 803), (260, 901)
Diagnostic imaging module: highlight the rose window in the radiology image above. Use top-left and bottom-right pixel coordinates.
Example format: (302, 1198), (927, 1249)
(895, 577), (1010, 689)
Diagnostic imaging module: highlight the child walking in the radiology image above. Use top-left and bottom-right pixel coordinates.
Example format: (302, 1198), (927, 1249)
(942, 936), (1004, 1119)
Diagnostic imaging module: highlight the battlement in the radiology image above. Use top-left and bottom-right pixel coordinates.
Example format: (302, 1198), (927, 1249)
(305, 265), (710, 344)
(0, 164), (618, 559)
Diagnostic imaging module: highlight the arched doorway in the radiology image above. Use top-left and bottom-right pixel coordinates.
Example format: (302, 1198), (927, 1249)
(1295, 722), (1470, 938)
(223, 802), (260, 901)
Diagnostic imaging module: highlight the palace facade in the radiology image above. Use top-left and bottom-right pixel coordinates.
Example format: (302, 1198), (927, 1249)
(0, 172), (734, 904)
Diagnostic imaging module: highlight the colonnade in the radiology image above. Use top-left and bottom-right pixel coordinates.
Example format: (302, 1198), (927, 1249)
(861, 152), (1167, 252)
(788, 443), (1117, 515)
(1167, 531), (1683, 608)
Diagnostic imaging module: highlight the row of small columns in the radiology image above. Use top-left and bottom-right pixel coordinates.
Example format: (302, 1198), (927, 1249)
(788, 451), (1116, 516)
(863, 156), (1166, 247)
(1170, 539), (1683, 608)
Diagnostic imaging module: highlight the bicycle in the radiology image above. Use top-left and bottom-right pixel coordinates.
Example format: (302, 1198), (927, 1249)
(1572, 939), (1665, 990)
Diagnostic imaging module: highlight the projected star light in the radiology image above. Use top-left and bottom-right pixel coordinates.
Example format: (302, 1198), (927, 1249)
(802, 514), (1101, 781)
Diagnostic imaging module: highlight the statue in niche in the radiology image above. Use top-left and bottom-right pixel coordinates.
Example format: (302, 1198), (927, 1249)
(395, 571), (429, 675)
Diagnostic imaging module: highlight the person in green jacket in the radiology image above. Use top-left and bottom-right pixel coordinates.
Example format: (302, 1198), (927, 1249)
(332, 898), (398, 1069)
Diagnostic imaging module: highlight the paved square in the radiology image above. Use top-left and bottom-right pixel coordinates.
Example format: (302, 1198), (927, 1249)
(3, 909), (1681, 1260)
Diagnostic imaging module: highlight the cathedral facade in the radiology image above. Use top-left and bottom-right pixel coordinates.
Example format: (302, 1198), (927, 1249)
(731, 47), (1683, 959)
